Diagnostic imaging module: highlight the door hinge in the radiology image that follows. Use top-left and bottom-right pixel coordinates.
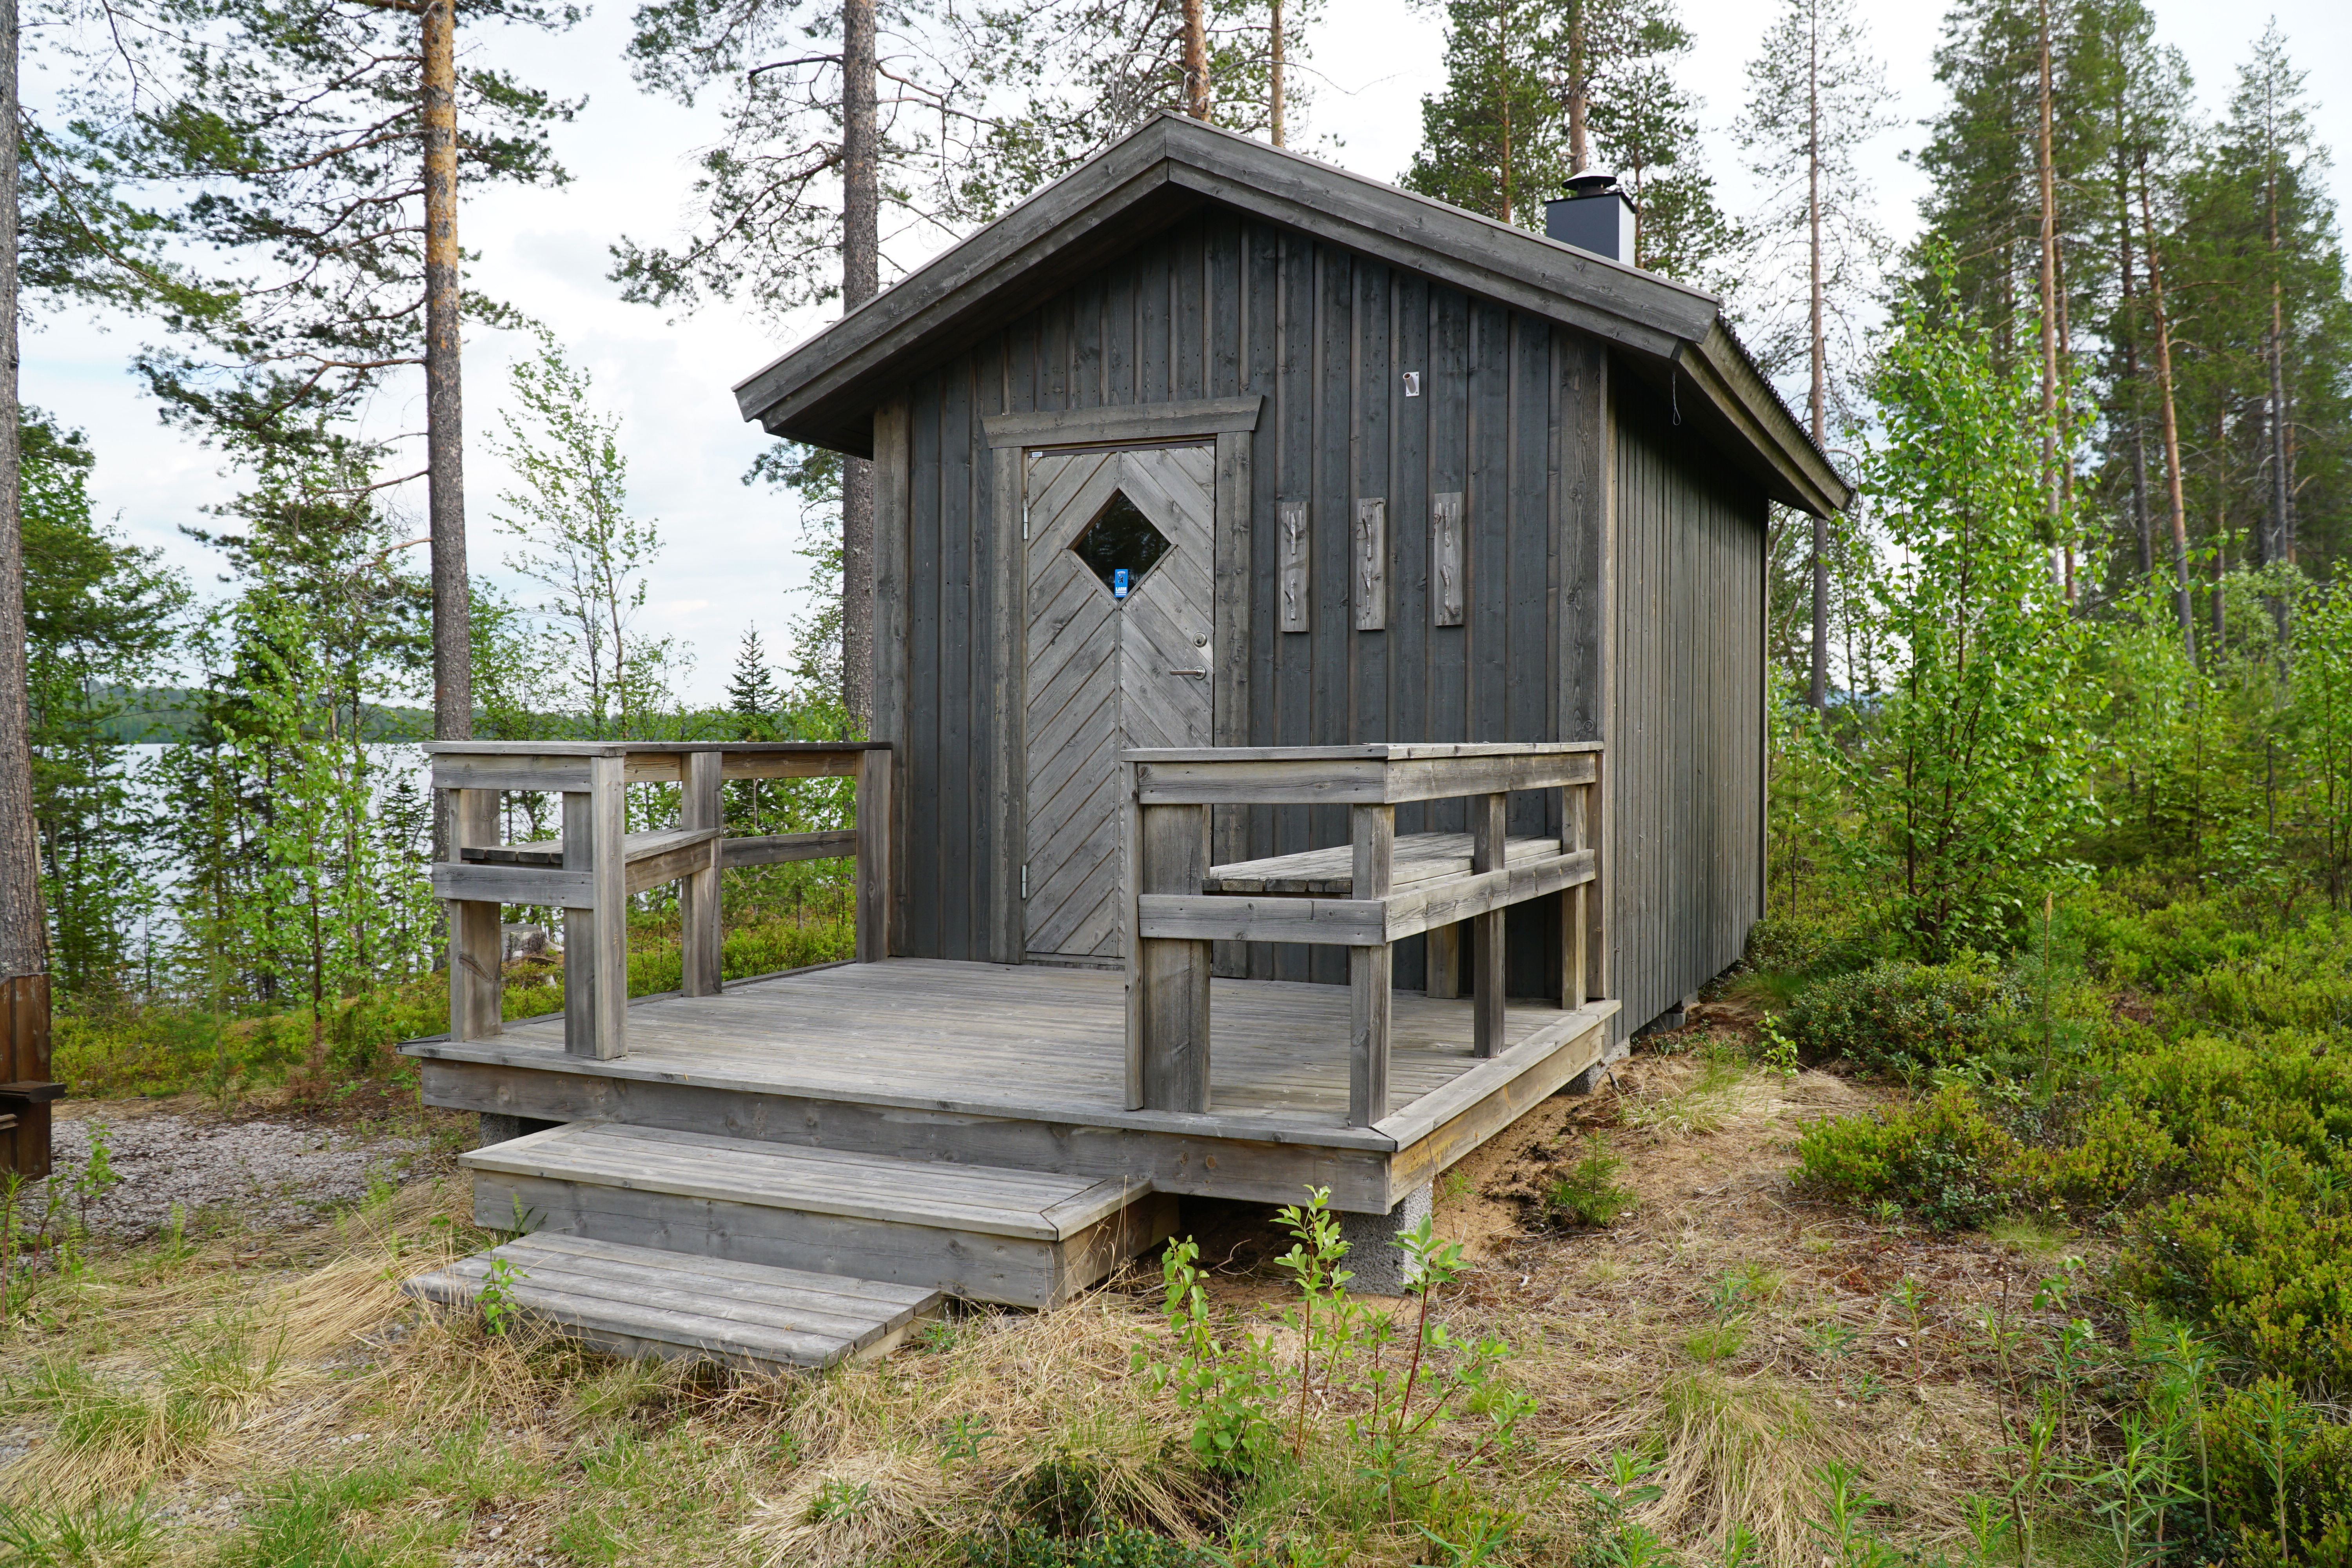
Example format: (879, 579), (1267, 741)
(1020, 864), (1029, 899)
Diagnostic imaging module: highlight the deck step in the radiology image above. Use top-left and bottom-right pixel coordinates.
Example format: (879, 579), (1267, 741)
(462, 1123), (1176, 1309)
(403, 1232), (941, 1371)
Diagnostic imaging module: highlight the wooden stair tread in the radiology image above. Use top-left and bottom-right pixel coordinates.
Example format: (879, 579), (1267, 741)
(462, 1123), (1149, 1241)
(403, 1232), (941, 1370)
(1204, 832), (1565, 896)
(460, 826), (721, 869)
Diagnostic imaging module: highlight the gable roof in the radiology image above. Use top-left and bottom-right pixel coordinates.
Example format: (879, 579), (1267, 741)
(733, 113), (1851, 517)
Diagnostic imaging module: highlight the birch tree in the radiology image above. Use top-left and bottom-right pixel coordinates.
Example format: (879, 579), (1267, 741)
(491, 338), (679, 738)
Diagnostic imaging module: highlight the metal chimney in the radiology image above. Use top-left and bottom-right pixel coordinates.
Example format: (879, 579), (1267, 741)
(1545, 172), (1637, 263)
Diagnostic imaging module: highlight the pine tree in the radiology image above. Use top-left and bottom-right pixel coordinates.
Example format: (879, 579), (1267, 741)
(1403, 0), (1564, 226)
(728, 628), (780, 740)
(1405, 0), (1733, 283)
(1737, 0), (1893, 706)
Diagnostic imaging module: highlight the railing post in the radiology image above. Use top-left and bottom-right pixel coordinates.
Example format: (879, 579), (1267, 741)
(564, 754), (629, 1060)
(448, 786), (503, 1041)
(1133, 797), (1212, 1114)
(681, 750), (723, 996)
(1562, 776), (1588, 1011)
(1348, 802), (1395, 1127)
(1586, 753), (1608, 1004)
(855, 746), (893, 963)
(1472, 790), (1507, 1058)
(1425, 922), (1460, 999)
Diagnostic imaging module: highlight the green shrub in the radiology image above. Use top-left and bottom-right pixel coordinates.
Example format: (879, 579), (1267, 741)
(2120, 1168), (2352, 1391)
(1793, 1083), (2021, 1232)
(2197, 1379), (2352, 1568)
(1743, 918), (1876, 978)
(1784, 956), (2015, 1077)
(1543, 1139), (1636, 1230)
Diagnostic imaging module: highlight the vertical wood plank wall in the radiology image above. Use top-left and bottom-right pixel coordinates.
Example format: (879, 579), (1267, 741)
(1607, 377), (1769, 1037)
(876, 209), (1766, 1038)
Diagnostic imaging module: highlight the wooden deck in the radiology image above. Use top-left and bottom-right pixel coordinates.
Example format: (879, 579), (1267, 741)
(408, 958), (1619, 1213)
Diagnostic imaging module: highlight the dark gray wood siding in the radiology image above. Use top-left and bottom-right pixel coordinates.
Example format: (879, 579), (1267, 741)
(878, 205), (1764, 1038)
(1607, 375), (1768, 1034)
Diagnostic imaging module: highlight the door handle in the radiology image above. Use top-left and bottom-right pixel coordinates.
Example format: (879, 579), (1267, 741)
(1166, 668), (1208, 678)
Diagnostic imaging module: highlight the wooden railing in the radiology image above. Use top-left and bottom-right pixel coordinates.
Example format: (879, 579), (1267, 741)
(426, 741), (892, 1060)
(1122, 742), (1603, 1127)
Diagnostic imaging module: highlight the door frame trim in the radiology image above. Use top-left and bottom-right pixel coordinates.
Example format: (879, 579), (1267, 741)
(992, 426), (1254, 968)
(982, 395), (1263, 451)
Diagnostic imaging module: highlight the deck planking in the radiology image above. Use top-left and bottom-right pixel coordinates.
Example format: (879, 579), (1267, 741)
(404, 1232), (942, 1371)
(410, 958), (1576, 1140)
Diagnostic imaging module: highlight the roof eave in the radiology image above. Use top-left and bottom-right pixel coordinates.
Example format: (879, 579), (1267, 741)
(735, 113), (1852, 513)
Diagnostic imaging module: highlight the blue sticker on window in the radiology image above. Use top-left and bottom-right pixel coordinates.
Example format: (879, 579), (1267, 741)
(1113, 567), (1131, 599)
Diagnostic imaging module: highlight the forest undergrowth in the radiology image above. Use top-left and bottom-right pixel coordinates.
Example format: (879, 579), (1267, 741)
(0, 860), (2340, 1567)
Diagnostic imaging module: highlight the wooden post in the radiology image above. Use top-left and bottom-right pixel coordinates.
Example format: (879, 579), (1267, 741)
(1586, 752), (1608, 1004)
(1348, 802), (1394, 1127)
(1562, 778), (1587, 1011)
(1472, 791), (1506, 1058)
(449, 786), (503, 1040)
(681, 751), (723, 997)
(1426, 923), (1460, 998)
(1134, 800), (1212, 1113)
(0, 975), (55, 1180)
(855, 746), (893, 963)
(564, 755), (628, 1060)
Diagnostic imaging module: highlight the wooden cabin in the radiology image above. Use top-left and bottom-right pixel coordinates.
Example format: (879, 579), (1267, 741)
(399, 115), (1847, 1371)
(739, 112), (1847, 1038)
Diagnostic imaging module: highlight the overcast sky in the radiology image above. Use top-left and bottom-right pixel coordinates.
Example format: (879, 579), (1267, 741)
(25, 0), (2352, 704)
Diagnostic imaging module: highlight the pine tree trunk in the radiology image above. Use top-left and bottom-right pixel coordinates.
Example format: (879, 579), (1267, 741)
(2266, 163), (2292, 572)
(1270, 0), (1284, 147)
(0, 0), (44, 989)
(1182, 0), (1209, 119)
(1567, 5), (1589, 174)
(1806, 5), (1827, 711)
(840, 0), (878, 730)
(2116, 134), (2152, 578)
(2138, 162), (2194, 658)
(422, 0), (471, 742)
(2035, 0), (2062, 588)
(2210, 403), (2227, 656)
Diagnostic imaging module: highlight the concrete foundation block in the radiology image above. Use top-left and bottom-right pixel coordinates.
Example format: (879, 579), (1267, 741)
(1562, 1035), (1632, 1096)
(1340, 1183), (1434, 1295)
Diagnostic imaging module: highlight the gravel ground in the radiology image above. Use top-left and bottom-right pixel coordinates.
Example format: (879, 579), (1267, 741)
(32, 1113), (440, 1238)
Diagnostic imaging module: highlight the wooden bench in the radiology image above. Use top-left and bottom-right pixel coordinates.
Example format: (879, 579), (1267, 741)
(1123, 743), (1604, 1127)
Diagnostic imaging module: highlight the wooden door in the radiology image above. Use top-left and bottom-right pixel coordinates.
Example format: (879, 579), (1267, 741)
(1023, 444), (1215, 962)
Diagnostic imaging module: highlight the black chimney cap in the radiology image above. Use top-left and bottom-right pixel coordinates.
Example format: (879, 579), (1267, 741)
(1563, 171), (1619, 199)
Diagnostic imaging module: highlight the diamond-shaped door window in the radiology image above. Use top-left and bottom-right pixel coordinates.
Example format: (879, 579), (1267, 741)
(1070, 490), (1171, 599)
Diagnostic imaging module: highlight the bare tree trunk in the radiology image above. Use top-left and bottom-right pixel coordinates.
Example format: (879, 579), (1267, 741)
(2057, 233), (2076, 601)
(1567, 4), (1589, 174)
(1181, 0), (1209, 120)
(2266, 162), (2292, 572)
(0, 0), (41, 989)
(1269, 0), (1284, 147)
(1495, 6), (1512, 223)
(840, 0), (878, 730)
(1806, 2), (1827, 711)
(2116, 132), (2152, 578)
(2211, 404), (2227, 656)
(422, 0), (470, 743)
(2139, 162), (2194, 658)
(2035, 0), (2062, 590)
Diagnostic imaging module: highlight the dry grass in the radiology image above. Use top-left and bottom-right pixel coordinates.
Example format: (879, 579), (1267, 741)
(0, 1063), (2105, 1567)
